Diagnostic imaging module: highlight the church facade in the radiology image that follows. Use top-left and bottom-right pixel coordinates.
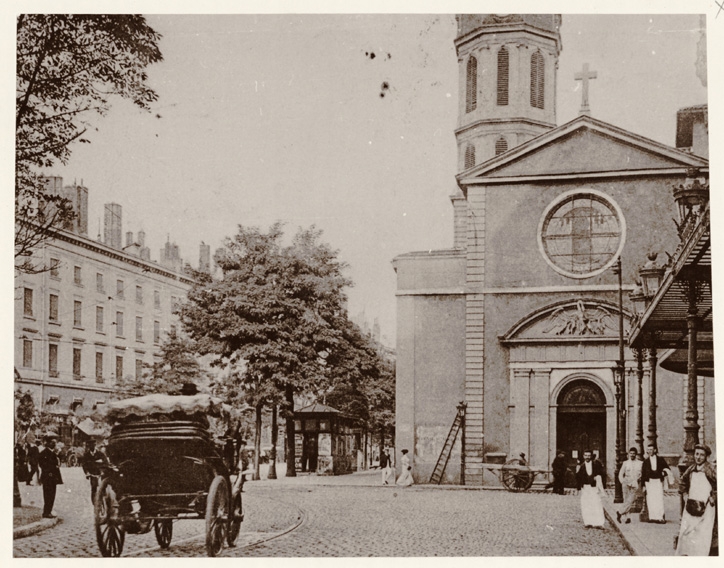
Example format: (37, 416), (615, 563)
(393, 14), (714, 486)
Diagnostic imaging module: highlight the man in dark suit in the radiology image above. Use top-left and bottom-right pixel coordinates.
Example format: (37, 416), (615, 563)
(641, 443), (671, 523)
(81, 439), (107, 504)
(547, 450), (568, 495)
(38, 434), (63, 518)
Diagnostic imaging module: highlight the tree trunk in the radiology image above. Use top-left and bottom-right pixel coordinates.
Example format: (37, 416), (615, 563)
(285, 384), (296, 477)
(268, 404), (278, 479)
(253, 402), (262, 481)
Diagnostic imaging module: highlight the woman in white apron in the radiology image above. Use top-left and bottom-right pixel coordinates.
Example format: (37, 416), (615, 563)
(676, 444), (717, 556)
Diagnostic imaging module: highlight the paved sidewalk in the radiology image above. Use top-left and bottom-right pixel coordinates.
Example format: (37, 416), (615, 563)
(601, 491), (680, 556)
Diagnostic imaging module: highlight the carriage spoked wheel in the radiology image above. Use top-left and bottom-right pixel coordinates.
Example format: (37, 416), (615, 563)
(206, 476), (230, 557)
(227, 490), (243, 547)
(501, 458), (535, 492)
(95, 478), (126, 557)
(154, 519), (173, 549)
(66, 453), (78, 468)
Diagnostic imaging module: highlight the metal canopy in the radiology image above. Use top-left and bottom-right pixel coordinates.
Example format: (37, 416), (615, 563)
(629, 204), (712, 354)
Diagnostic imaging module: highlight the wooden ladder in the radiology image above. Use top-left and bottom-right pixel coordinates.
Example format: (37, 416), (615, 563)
(429, 402), (466, 485)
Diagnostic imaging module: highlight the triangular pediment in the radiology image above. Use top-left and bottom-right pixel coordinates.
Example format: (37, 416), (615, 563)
(501, 299), (633, 343)
(459, 116), (708, 182)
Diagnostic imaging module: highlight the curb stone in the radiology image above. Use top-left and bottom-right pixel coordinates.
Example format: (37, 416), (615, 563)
(14, 516), (61, 540)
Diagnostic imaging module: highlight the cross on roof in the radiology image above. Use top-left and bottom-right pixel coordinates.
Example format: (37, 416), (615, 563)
(574, 62), (597, 116)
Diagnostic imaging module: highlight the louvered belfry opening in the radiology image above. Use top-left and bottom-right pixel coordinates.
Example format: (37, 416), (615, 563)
(530, 50), (545, 109)
(466, 56), (477, 113)
(495, 137), (508, 156)
(497, 47), (509, 105)
(464, 144), (476, 169)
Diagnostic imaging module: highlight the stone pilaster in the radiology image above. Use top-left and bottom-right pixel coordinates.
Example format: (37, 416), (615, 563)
(530, 368), (551, 468)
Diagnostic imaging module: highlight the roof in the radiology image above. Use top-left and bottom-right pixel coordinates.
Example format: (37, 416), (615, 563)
(296, 402), (341, 414)
(457, 114), (709, 186)
(456, 14), (561, 42)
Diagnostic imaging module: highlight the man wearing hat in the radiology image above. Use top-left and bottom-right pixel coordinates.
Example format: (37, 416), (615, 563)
(81, 439), (107, 504)
(676, 444), (718, 556)
(38, 433), (63, 518)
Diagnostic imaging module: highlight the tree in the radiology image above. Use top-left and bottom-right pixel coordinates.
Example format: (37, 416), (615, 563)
(180, 223), (351, 477)
(16, 15), (162, 272)
(115, 329), (207, 397)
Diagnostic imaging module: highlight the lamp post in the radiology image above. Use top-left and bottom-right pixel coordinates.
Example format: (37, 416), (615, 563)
(612, 257), (626, 504)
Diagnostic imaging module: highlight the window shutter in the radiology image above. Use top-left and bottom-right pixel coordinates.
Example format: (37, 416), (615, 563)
(497, 47), (509, 106)
(466, 56), (477, 113)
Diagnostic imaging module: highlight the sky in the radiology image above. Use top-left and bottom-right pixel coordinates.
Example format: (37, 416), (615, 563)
(33, 7), (710, 347)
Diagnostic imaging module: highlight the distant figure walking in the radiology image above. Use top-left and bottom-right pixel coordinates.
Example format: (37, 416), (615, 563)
(676, 444), (718, 556)
(27, 440), (40, 485)
(38, 433), (63, 518)
(81, 439), (107, 504)
(641, 443), (671, 523)
(396, 449), (413, 487)
(576, 449), (606, 528)
(381, 448), (393, 485)
(546, 450), (567, 495)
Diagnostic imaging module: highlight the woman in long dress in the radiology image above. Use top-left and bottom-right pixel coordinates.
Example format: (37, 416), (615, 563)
(396, 449), (413, 487)
(676, 444), (717, 556)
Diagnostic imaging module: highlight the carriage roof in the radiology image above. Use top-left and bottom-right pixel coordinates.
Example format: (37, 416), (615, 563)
(97, 394), (228, 424)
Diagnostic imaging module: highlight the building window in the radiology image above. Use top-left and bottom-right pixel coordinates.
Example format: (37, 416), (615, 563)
(50, 259), (60, 278)
(22, 339), (33, 368)
(49, 294), (59, 322)
(154, 290), (161, 309)
(135, 359), (143, 379)
(95, 352), (104, 383)
(96, 272), (104, 293)
(49, 344), (58, 378)
(136, 285), (143, 304)
(464, 145), (475, 169)
(497, 46), (509, 106)
(73, 347), (82, 379)
(71, 398), (83, 412)
(23, 288), (33, 317)
(136, 316), (143, 341)
(116, 279), (124, 299)
(96, 306), (104, 333)
(116, 311), (124, 337)
(115, 355), (123, 380)
(465, 55), (477, 113)
(154, 320), (161, 344)
(74, 266), (82, 285)
(530, 50), (545, 109)
(74, 300), (82, 327)
(538, 189), (626, 279)
(495, 136), (508, 156)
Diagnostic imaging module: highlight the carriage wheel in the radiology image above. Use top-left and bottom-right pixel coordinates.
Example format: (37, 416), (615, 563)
(227, 491), (243, 547)
(205, 476), (229, 557)
(95, 478), (126, 557)
(67, 453), (78, 468)
(502, 459), (535, 492)
(154, 519), (173, 549)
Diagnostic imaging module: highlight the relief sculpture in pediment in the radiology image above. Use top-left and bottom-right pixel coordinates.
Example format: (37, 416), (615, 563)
(541, 300), (616, 336)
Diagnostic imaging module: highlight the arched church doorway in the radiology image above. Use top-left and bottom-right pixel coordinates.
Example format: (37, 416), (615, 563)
(556, 379), (607, 487)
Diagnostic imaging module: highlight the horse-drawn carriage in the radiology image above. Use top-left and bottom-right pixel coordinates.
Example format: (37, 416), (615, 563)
(94, 393), (244, 557)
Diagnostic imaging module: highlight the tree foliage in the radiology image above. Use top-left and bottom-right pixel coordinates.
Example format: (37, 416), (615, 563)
(179, 223), (352, 475)
(15, 15), (162, 271)
(115, 330), (207, 397)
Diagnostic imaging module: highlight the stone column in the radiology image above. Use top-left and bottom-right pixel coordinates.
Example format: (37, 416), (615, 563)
(531, 368), (551, 470)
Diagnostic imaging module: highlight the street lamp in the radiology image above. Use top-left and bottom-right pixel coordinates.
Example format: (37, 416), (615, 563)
(612, 257), (626, 504)
(638, 253), (665, 299)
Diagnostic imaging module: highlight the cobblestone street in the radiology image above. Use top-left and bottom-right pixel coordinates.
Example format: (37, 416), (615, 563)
(15, 468), (629, 557)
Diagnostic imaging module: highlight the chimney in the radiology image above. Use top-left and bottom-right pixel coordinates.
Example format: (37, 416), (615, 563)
(103, 203), (122, 249)
(199, 242), (211, 273)
(137, 230), (145, 247)
(76, 184), (88, 235)
(676, 105), (708, 159)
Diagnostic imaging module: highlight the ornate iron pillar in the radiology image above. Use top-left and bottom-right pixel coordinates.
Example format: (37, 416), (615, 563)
(646, 346), (658, 449)
(613, 258), (626, 503)
(680, 283), (701, 473)
(635, 347), (645, 456)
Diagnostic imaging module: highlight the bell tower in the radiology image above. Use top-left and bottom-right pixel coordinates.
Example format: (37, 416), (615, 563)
(454, 14), (562, 171)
